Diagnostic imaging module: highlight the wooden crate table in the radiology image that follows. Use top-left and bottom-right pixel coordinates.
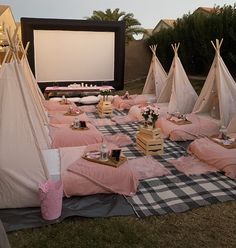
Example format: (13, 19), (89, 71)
(136, 127), (164, 155)
(97, 100), (113, 117)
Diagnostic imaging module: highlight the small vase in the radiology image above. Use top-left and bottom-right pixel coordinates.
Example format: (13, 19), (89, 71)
(144, 120), (148, 128)
(152, 120), (156, 129)
(102, 95), (106, 101)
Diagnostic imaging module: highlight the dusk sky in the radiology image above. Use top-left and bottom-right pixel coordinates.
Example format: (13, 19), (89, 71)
(2, 0), (236, 28)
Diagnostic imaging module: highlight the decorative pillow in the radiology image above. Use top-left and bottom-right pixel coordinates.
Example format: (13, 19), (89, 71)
(80, 96), (100, 105)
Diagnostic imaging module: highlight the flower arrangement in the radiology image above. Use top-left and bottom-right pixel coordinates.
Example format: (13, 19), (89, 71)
(100, 89), (111, 96)
(100, 89), (112, 101)
(140, 105), (159, 128)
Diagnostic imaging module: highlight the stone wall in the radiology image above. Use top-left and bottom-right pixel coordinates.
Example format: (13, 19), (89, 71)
(124, 40), (151, 83)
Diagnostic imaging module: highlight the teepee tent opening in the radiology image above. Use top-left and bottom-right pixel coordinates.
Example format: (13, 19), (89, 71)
(193, 39), (236, 127)
(157, 43), (198, 114)
(142, 45), (167, 99)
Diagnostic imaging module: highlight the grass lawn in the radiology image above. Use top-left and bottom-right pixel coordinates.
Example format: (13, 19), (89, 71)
(7, 78), (236, 248)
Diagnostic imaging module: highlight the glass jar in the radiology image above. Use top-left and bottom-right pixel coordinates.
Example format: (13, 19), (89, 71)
(100, 144), (109, 161)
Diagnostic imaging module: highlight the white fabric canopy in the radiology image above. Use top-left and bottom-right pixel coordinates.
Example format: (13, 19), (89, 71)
(157, 43), (198, 114)
(193, 39), (236, 127)
(142, 45), (167, 98)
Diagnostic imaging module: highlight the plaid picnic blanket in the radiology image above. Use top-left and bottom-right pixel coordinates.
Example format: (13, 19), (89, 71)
(91, 108), (236, 218)
(125, 163), (236, 217)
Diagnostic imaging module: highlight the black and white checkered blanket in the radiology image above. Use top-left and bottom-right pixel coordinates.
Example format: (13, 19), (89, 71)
(125, 164), (236, 217)
(90, 109), (236, 218)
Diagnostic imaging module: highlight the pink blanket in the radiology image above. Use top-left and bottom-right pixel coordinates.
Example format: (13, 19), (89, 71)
(111, 115), (138, 124)
(59, 146), (139, 197)
(157, 114), (220, 141)
(78, 105), (97, 113)
(127, 156), (171, 180)
(103, 134), (133, 147)
(43, 100), (78, 111)
(49, 111), (90, 124)
(49, 123), (103, 148)
(112, 95), (148, 110)
(188, 137), (236, 179)
(90, 118), (116, 126)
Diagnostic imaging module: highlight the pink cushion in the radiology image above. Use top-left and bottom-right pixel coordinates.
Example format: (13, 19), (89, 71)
(38, 180), (63, 220)
(43, 100), (78, 111)
(157, 114), (220, 141)
(112, 95), (148, 110)
(49, 123), (103, 148)
(188, 138), (236, 179)
(49, 111), (90, 124)
(59, 144), (139, 197)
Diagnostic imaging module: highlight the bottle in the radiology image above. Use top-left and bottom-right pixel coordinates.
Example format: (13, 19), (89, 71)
(100, 144), (109, 161)
(219, 126), (228, 140)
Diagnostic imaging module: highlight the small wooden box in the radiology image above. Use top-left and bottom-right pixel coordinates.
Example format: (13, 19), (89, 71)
(136, 128), (164, 155)
(97, 100), (112, 117)
(139, 127), (162, 139)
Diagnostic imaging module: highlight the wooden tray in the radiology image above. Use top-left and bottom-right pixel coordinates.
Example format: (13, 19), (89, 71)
(167, 118), (192, 125)
(64, 112), (80, 116)
(210, 137), (236, 149)
(71, 125), (89, 131)
(82, 154), (127, 168)
(59, 100), (70, 105)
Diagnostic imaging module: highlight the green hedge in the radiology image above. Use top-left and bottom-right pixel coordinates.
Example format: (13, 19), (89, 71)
(148, 4), (236, 76)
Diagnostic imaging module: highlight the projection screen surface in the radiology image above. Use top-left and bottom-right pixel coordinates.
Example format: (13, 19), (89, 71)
(34, 30), (115, 82)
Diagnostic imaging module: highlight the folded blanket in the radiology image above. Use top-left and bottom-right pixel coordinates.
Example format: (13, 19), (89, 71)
(103, 134), (133, 147)
(170, 156), (218, 176)
(188, 137), (236, 179)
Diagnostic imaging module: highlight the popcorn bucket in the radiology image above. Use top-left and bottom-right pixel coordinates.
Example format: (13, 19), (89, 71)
(38, 180), (63, 220)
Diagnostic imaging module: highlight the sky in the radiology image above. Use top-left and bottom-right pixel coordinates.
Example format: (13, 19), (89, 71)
(2, 0), (236, 28)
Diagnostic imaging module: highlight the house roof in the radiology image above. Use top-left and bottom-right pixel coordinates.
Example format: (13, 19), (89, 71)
(194, 7), (215, 14)
(153, 19), (175, 33)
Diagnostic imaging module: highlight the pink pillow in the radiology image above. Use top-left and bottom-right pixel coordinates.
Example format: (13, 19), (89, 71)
(43, 100), (78, 111)
(49, 123), (103, 148)
(49, 111), (90, 124)
(63, 158), (139, 196)
(188, 138), (236, 179)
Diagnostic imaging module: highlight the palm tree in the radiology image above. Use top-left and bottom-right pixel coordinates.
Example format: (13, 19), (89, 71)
(86, 8), (146, 43)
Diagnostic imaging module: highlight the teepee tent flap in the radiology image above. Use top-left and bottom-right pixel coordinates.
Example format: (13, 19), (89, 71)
(142, 45), (167, 98)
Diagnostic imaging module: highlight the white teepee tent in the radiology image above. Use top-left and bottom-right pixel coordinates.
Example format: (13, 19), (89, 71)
(0, 30), (49, 208)
(193, 39), (236, 127)
(157, 43), (198, 114)
(142, 45), (167, 98)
